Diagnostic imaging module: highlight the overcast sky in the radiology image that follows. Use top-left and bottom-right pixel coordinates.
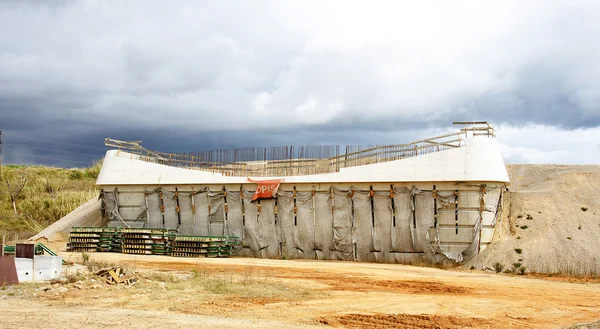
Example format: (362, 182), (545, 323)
(1, 0), (599, 167)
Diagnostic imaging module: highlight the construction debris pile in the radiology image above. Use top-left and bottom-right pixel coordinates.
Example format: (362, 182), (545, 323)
(67, 227), (240, 258)
(94, 266), (137, 286)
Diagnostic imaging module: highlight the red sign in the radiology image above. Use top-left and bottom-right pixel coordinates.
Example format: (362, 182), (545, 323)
(248, 178), (283, 201)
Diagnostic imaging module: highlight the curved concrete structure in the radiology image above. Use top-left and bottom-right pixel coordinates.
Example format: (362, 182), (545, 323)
(97, 138), (509, 186)
(96, 130), (509, 264)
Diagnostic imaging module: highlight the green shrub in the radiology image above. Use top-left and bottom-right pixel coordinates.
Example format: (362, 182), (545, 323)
(69, 170), (84, 180)
(493, 262), (505, 273)
(515, 248), (522, 254)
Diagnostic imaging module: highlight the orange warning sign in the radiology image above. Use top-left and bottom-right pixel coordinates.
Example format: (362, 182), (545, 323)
(248, 178), (283, 201)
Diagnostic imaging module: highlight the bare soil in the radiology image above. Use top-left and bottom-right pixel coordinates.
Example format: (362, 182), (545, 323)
(1, 253), (599, 329)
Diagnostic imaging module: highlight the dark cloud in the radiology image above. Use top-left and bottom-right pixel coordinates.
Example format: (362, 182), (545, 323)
(1, 1), (600, 166)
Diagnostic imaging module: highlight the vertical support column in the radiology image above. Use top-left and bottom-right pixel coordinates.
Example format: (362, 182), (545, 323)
(330, 186), (335, 253)
(159, 189), (166, 229)
(191, 187), (196, 226)
(433, 185), (438, 228)
(257, 198), (262, 257)
(144, 191), (150, 229)
(478, 185), (486, 252)
(349, 189), (357, 261)
(175, 187), (181, 230)
(390, 185), (396, 227)
(223, 187), (228, 236)
(293, 186), (297, 226)
(240, 188), (245, 226)
(312, 187), (317, 256)
(455, 190), (459, 234)
(412, 192), (417, 229)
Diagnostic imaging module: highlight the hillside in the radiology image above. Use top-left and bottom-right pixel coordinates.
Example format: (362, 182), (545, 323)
(466, 164), (600, 276)
(0, 164), (99, 238)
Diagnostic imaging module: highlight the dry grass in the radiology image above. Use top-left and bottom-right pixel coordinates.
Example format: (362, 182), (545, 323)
(138, 265), (313, 300)
(0, 164), (100, 238)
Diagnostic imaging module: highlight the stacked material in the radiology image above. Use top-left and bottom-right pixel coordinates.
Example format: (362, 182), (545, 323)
(121, 228), (176, 255)
(171, 236), (240, 258)
(67, 227), (120, 252)
(149, 229), (175, 255)
(110, 230), (123, 253)
(66, 227), (103, 252)
(99, 228), (121, 252)
(122, 229), (154, 255)
(67, 227), (240, 258)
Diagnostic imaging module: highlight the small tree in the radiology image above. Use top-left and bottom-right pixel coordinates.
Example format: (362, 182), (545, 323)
(3, 167), (27, 216)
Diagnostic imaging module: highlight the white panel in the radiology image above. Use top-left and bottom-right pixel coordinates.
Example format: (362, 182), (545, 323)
(117, 206), (145, 221)
(437, 227), (475, 243)
(33, 256), (62, 281)
(117, 192), (145, 206)
(480, 228), (495, 243)
(458, 191), (480, 208)
(481, 211), (496, 226)
(14, 258), (34, 282)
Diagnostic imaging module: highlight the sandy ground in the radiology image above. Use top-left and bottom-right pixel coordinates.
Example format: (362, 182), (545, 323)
(467, 164), (600, 275)
(1, 252), (599, 329)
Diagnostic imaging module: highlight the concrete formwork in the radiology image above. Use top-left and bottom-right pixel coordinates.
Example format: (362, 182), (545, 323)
(101, 182), (504, 264)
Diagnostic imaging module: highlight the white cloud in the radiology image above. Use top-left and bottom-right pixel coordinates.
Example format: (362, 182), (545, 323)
(0, 0), (600, 164)
(497, 124), (600, 164)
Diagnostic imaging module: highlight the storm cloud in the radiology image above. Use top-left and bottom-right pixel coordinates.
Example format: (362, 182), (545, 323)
(1, 0), (599, 166)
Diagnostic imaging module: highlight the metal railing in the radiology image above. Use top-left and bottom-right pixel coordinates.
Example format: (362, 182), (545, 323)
(105, 122), (495, 177)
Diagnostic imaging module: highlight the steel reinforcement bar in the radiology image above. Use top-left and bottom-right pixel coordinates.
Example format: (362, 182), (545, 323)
(105, 122), (495, 177)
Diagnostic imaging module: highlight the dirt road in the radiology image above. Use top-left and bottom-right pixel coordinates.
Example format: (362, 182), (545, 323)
(1, 252), (599, 329)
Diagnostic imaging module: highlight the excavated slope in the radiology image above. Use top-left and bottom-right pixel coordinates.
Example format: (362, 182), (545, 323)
(466, 164), (600, 275)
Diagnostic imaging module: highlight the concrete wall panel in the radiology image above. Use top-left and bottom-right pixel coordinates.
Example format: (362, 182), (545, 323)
(161, 189), (179, 230)
(295, 192), (315, 259)
(458, 191), (480, 208)
(352, 191), (375, 262)
(391, 188), (414, 252)
(178, 193), (194, 234)
(146, 192), (163, 228)
(258, 199), (279, 258)
(332, 189), (353, 260)
(313, 192), (333, 260)
(118, 192), (145, 207)
(192, 192), (210, 235)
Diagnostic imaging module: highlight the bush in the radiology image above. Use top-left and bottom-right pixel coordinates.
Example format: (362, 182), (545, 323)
(581, 207), (588, 212)
(69, 170), (84, 180)
(520, 225), (528, 230)
(515, 248), (522, 254)
(84, 159), (103, 179)
(493, 262), (505, 273)
(518, 267), (526, 275)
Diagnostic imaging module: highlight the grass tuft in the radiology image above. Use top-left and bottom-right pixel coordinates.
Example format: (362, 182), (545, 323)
(493, 262), (505, 273)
